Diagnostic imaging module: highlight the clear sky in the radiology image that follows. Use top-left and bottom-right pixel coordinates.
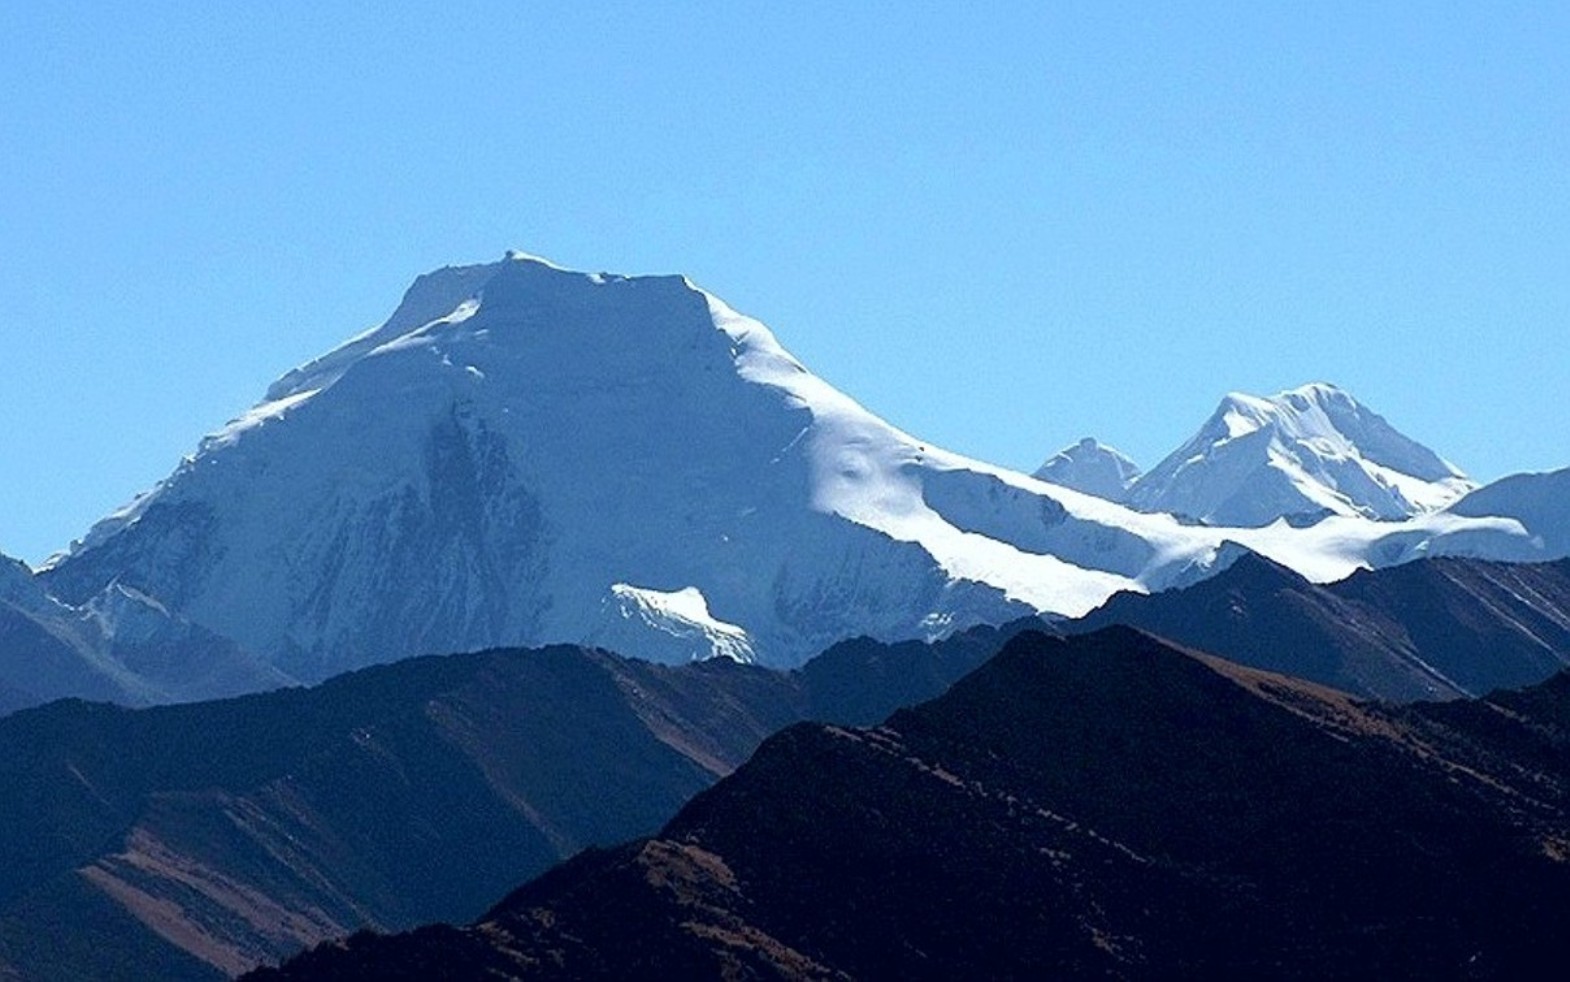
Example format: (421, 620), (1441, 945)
(2, 2), (1566, 565)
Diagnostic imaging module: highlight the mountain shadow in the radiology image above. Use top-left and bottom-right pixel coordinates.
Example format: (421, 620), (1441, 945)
(0, 622), (1022, 980)
(253, 627), (1570, 979)
(1076, 552), (1570, 700)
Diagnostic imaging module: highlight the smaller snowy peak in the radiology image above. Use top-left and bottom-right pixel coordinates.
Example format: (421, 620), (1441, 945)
(1127, 382), (1476, 527)
(1032, 438), (1142, 502)
(1217, 383), (1465, 484)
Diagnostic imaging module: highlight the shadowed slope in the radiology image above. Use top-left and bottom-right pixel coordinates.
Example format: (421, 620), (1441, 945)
(255, 628), (1570, 979)
(1078, 553), (1570, 700)
(0, 625), (1011, 980)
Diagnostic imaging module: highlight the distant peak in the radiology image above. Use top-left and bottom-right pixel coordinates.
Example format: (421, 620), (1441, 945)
(1211, 392), (1275, 438)
(1216, 390), (1271, 414)
(1033, 437), (1141, 501)
(1128, 381), (1473, 526)
(1051, 436), (1135, 460)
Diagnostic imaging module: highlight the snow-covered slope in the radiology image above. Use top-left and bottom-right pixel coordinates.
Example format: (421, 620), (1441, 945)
(1448, 468), (1570, 558)
(590, 584), (758, 665)
(1125, 383), (1476, 527)
(1032, 438), (1141, 501)
(0, 550), (288, 714)
(37, 257), (1550, 681)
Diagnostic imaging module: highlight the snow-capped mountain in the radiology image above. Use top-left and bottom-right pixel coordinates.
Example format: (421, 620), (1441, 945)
(46, 254), (1052, 678)
(0, 550), (287, 713)
(36, 256), (1550, 681)
(1032, 438), (1141, 501)
(1124, 383), (1476, 527)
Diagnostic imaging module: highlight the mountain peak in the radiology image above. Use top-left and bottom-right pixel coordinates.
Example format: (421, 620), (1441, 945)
(1124, 383), (1475, 527)
(1031, 437), (1142, 502)
(40, 252), (1055, 677)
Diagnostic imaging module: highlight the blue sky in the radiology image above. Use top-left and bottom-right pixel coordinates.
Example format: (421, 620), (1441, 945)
(1, 2), (1566, 564)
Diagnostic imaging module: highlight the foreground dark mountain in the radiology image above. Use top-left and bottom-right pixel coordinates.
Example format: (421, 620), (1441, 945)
(10, 547), (1570, 978)
(1078, 553), (1570, 700)
(254, 627), (1570, 980)
(0, 626), (1010, 980)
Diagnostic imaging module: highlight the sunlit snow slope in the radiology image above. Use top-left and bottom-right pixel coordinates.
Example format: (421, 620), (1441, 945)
(39, 256), (1548, 678)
